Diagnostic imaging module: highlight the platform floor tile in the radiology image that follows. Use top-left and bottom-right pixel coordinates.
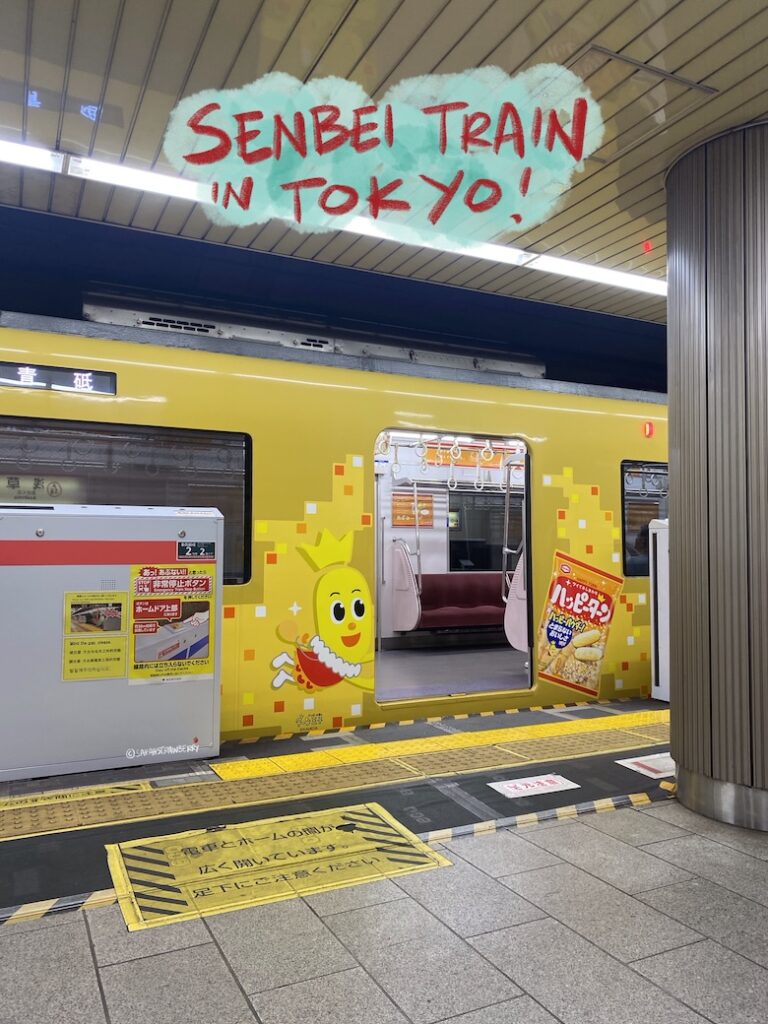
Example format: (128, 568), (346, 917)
(206, 898), (357, 994)
(470, 918), (710, 1024)
(637, 877), (768, 969)
(0, 918), (106, 1024)
(521, 819), (693, 893)
(633, 939), (768, 1024)
(99, 943), (252, 1024)
(358, 931), (522, 1024)
(501, 861), (700, 962)
(251, 966), (408, 1024)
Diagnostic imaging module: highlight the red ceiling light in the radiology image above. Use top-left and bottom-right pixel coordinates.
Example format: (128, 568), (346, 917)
(642, 240), (653, 253)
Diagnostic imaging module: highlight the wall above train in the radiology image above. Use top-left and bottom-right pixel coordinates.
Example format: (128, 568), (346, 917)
(0, 206), (666, 393)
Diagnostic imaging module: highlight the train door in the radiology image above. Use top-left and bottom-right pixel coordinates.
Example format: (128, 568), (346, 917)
(374, 430), (531, 701)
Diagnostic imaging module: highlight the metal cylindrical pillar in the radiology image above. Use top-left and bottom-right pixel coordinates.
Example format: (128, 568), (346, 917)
(667, 122), (768, 829)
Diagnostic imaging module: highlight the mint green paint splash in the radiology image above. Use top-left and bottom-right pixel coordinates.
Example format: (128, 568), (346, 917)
(163, 64), (604, 248)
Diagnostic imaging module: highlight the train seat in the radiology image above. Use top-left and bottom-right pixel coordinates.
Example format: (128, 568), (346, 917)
(417, 571), (505, 629)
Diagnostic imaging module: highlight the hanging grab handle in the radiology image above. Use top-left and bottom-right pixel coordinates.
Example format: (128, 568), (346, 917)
(392, 444), (401, 479)
(474, 450), (484, 491)
(501, 457), (515, 602)
(412, 481), (423, 595)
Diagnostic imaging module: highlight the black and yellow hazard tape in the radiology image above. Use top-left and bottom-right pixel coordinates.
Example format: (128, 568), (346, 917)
(0, 888), (117, 926)
(417, 783), (677, 843)
(247, 696), (642, 742)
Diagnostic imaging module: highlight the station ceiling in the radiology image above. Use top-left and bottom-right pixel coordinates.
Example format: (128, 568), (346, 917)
(0, 0), (766, 326)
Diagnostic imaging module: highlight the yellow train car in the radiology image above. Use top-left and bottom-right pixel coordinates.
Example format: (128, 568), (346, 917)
(0, 315), (668, 739)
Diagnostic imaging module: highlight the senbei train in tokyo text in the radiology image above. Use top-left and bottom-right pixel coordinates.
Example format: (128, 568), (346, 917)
(0, 311), (667, 739)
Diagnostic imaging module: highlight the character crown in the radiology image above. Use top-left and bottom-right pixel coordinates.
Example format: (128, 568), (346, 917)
(299, 529), (354, 571)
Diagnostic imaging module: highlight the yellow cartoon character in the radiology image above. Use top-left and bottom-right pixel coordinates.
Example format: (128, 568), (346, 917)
(271, 529), (374, 692)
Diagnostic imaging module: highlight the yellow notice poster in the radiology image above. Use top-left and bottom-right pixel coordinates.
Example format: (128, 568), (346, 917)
(128, 564), (216, 683)
(62, 591), (128, 681)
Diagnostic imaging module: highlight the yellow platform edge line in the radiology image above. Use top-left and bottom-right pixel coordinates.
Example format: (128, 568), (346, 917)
(212, 710), (669, 781)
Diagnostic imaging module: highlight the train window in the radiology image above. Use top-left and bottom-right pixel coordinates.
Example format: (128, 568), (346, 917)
(0, 417), (252, 585)
(622, 461), (668, 577)
(448, 491), (522, 571)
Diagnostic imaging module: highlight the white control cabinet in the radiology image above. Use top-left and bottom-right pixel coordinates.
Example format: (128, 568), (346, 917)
(649, 518), (670, 703)
(0, 504), (222, 780)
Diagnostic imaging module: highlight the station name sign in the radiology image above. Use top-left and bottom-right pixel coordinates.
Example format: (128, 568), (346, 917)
(0, 361), (117, 395)
(164, 64), (605, 248)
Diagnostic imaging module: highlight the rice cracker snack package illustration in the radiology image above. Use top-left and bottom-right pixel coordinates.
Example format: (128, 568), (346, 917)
(537, 552), (624, 696)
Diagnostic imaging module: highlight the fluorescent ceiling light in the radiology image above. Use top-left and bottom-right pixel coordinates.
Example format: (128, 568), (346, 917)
(0, 139), (64, 173)
(68, 155), (203, 201)
(348, 216), (665, 295)
(1, 141), (667, 297)
(529, 253), (667, 296)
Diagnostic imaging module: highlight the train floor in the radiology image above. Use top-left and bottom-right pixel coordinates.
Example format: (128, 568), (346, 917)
(3, 700), (768, 1024)
(374, 645), (530, 700)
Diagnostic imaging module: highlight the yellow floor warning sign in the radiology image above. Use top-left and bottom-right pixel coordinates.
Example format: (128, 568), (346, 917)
(107, 803), (450, 930)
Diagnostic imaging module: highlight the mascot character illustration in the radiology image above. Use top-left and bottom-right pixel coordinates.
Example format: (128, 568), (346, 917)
(271, 529), (374, 692)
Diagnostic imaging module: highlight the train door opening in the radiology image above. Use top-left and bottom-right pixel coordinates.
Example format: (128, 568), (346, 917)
(374, 429), (531, 702)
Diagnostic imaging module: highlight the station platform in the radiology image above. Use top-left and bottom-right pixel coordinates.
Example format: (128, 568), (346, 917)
(2, 698), (768, 1024)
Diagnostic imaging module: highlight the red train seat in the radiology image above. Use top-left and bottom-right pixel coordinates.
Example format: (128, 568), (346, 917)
(417, 571), (505, 629)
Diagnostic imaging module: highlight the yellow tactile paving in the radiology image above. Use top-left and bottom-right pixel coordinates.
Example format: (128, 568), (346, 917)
(211, 758), (284, 780)
(497, 728), (658, 761)
(621, 723), (672, 744)
(325, 736), (461, 763)
(212, 710), (669, 780)
(0, 780), (151, 810)
(0, 760), (420, 842)
(397, 748), (530, 776)
(267, 751), (347, 772)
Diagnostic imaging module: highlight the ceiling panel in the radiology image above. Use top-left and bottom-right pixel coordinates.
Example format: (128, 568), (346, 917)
(2, 0), (768, 325)
(0, 163), (21, 208)
(0, 0), (28, 142)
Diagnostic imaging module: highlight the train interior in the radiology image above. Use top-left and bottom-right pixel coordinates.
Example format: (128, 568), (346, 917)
(374, 429), (530, 702)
